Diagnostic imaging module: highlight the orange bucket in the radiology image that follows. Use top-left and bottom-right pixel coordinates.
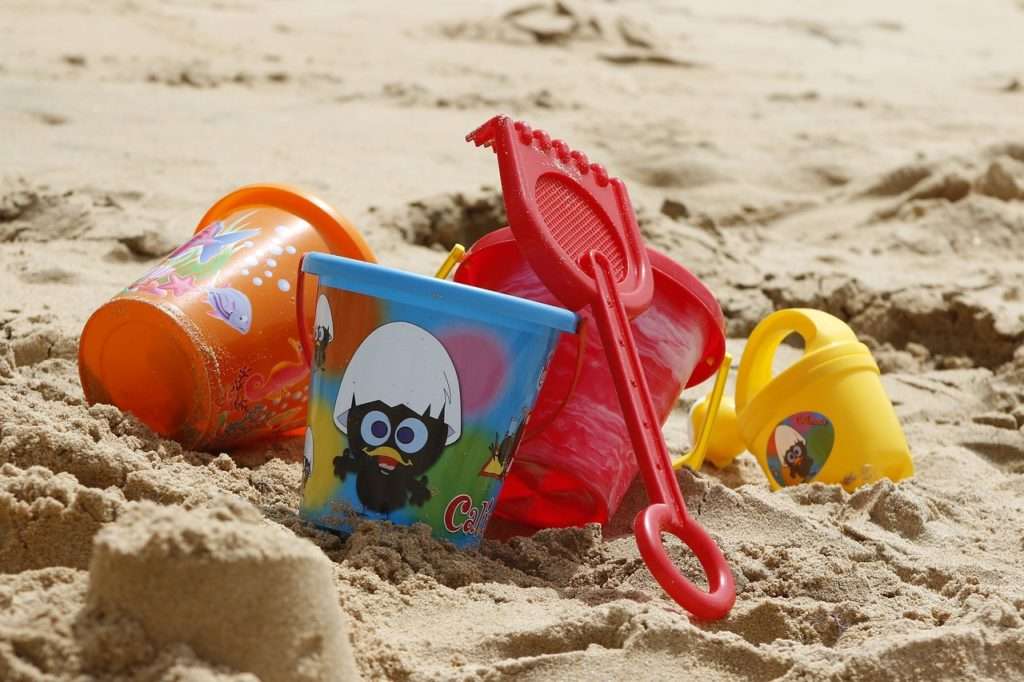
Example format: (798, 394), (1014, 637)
(78, 185), (375, 450)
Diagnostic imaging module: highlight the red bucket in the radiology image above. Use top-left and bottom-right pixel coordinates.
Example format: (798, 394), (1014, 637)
(454, 228), (726, 528)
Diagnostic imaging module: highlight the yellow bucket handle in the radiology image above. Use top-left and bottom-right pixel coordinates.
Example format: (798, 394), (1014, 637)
(672, 352), (732, 471)
(434, 244), (466, 280)
(735, 309), (857, 412)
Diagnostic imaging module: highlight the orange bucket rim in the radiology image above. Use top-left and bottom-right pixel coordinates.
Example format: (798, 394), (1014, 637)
(195, 184), (376, 263)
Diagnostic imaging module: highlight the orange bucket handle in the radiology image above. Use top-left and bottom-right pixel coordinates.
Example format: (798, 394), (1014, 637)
(296, 255), (315, 369)
(296, 245), (469, 369)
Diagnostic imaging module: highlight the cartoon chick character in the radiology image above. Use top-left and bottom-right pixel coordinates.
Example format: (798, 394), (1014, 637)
(774, 424), (813, 485)
(332, 322), (462, 513)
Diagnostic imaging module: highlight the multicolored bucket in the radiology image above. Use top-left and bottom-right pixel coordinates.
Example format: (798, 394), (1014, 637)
(297, 253), (578, 549)
(78, 185), (375, 450)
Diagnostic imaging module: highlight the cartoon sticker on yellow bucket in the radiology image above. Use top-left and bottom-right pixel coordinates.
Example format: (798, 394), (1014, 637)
(766, 412), (835, 486)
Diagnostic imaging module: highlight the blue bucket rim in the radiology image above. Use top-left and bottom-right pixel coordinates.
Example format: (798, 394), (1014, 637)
(302, 252), (579, 334)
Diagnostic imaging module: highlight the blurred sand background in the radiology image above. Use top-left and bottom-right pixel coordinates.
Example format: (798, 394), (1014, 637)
(2, 1), (1024, 680)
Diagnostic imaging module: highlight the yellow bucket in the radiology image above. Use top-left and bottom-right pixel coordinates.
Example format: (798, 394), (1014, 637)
(680, 309), (913, 491)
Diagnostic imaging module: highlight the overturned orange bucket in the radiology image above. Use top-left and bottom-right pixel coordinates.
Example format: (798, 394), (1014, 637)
(78, 185), (375, 450)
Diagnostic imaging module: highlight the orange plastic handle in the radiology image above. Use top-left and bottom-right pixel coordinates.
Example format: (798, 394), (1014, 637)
(296, 245), (467, 368)
(296, 255), (315, 368)
(588, 252), (735, 620)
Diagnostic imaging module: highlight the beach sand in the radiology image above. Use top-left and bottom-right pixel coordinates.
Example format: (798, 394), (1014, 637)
(2, 1), (1024, 679)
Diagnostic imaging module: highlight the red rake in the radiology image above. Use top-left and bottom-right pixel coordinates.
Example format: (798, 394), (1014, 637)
(468, 115), (735, 620)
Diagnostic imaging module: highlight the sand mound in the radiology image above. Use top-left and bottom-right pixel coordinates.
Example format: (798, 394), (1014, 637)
(84, 498), (358, 681)
(0, 464), (124, 572)
(0, 566), (260, 681)
(0, 567), (89, 680)
(0, 387), (163, 489)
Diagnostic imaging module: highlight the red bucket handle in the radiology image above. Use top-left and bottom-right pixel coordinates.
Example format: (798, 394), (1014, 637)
(521, 316), (589, 443)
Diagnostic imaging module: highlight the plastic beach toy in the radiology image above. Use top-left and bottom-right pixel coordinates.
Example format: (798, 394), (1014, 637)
(455, 227), (726, 528)
(686, 389), (742, 470)
(680, 309), (914, 491)
(296, 253), (577, 549)
(78, 185), (375, 450)
(468, 115), (735, 620)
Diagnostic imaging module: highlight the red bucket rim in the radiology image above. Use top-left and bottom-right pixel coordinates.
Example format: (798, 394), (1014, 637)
(464, 228), (726, 387)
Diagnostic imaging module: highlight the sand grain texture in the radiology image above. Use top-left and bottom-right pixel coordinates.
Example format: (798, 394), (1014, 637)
(2, 1), (1024, 680)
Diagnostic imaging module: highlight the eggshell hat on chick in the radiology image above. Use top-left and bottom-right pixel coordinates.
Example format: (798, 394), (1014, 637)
(303, 427), (314, 471)
(333, 321), (462, 445)
(773, 423), (804, 456)
(314, 294), (334, 338)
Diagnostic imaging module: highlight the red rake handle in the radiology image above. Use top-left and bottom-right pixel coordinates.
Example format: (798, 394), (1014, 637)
(587, 252), (735, 621)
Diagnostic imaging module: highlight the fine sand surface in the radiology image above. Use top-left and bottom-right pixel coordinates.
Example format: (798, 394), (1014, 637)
(3, 1), (1024, 680)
